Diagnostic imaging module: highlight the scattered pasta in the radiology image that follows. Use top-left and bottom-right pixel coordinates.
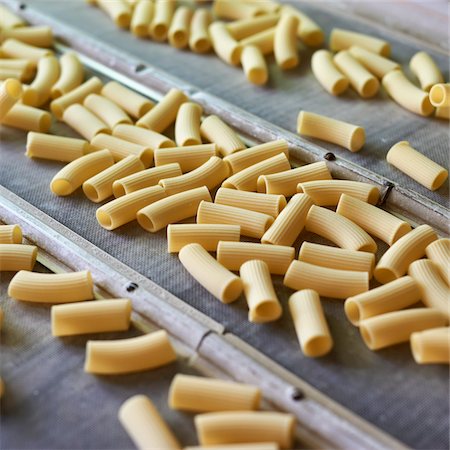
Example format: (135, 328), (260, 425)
(0, 244), (37, 272)
(410, 328), (450, 365)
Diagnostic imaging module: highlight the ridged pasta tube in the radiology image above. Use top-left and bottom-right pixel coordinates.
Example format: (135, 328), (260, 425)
(281, 5), (324, 47)
(336, 194), (411, 245)
(435, 106), (449, 120)
(374, 225), (437, 284)
(348, 45), (399, 79)
(174, 102), (203, 146)
(410, 327), (450, 364)
(0, 224), (22, 244)
(227, 13), (279, 40)
(311, 50), (349, 96)
(113, 124), (175, 149)
(386, 141), (448, 191)
(0, 67), (25, 81)
(330, 28), (390, 56)
(429, 83), (450, 108)
(241, 45), (268, 85)
(409, 51), (444, 92)
(1, 39), (53, 61)
(243, 0), (280, 14)
(426, 239), (450, 285)
(306, 205), (377, 253)
(217, 241), (294, 275)
(138, 186), (212, 232)
(96, 0), (131, 28)
(0, 26), (53, 48)
(51, 53), (83, 98)
(240, 260), (282, 323)
(0, 244), (37, 272)
(289, 290), (333, 357)
(0, 59), (35, 82)
(155, 144), (216, 173)
(359, 309), (447, 351)
(274, 14), (299, 69)
(213, 0), (263, 20)
(0, 78), (22, 121)
(150, 0), (175, 41)
(63, 104), (109, 141)
(179, 243), (242, 303)
(297, 111), (365, 152)
(130, 0), (153, 37)
(51, 298), (132, 336)
(168, 6), (192, 49)
(2, 104), (52, 132)
(8, 270), (94, 303)
(85, 329), (177, 374)
(119, 395), (181, 450)
(197, 201), (273, 239)
(209, 22), (242, 65)
(240, 27), (275, 56)
(84, 93), (132, 129)
(0, 4), (25, 28)
(189, 8), (212, 53)
(344, 276), (421, 326)
(169, 374), (260, 412)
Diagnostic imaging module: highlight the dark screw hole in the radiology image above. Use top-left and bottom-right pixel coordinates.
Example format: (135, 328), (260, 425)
(134, 64), (147, 73)
(126, 282), (139, 292)
(379, 181), (395, 205)
(324, 152), (336, 161)
(290, 388), (304, 401)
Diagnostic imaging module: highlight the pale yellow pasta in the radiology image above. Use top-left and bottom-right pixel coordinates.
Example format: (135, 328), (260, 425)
(382, 70), (434, 116)
(241, 45), (268, 85)
(168, 6), (192, 49)
(240, 27), (275, 56)
(113, 163), (181, 196)
(197, 201), (273, 239)
(51, 149), (115, 196)
(0, 78), (22, 121)
(297, 111), (365, 153)
(119, 395), (181, 450)
(215, 187), (286, 218)
(311, 50), (349, 96)
(240, 260), (282, 323)
(336, 194), (411, 246)
(8, 270), (94, 303)
(97, 0), (132, 28)
(26, 132), (90, 162)
(344, 276), (421, 326)
(63, 104), (110, 141)
(410, 327), (450, 365)
(305, 205), (377, 253)
(213, 0), (263, 20)
(0, 4), (25, 28)
(243, 0), (280, 14)
(209, 22), (242, 65)
(174, 102), (203, 146)
(137, 87), (187, 132)
(2, 104), (52, 132)
(1, 39), (53, 61)
(0, 67), (25, 81)
(130, 0), (153, 37)
(169, 374), (260, 412)
(50, 77), (103, 120)
(330, 28), (390, 57)
(386, 141), (448, 191)
(435, 106), (450, 120)
(113, 123), (175, 149)
(179, 243), (242, 303)
(0, 26), (53, 48)
(51, 298), (132, 336)
(101, 81), (154, 118)
(429, 83), (450, 107)
(0, 244), (37, 272)
(359, 309), (447, 351)
(85, 329), (177, 374)
(348, 45), (399, 79)
(223, 140), (288, 174)
(426, 239), (450, 285)
(150, 0), (176, 41)
(195, 411), (294, 449)
(274, 14), (299, 70)
(217, 241), (294, 275)
(51, 53), (83, 99)
(155, 144), (216, 173)
(189, 8), (212, 53)
(281, 5), (324, 47)
(333, 50), (379, 98)
(138, 186), (212, 232)
(0, 59), (35, 82)
(97, 185), (167, 230)
(84, 93), (132, 129)
(22, 55), (59, 107)
(0, 224), (22, 244)
(409, 51), (444, 92)
(185, 442), (279, 450)
(226, 13), (279, 40)
(299, 242), (375, 276)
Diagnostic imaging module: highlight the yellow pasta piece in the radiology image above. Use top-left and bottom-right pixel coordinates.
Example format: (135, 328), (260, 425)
(0, 78), (22, 121)
(348, 45), (400, 79)
(97, 0), (131, 28)
(223, 140), (288, 174)
(168, 6), (192, 49)
(311, 49), (349, 96)
(435, 106), (450, 120)
(51, 298), (132, 336)
(281, 5), (324, 47)
(189, 8), (212, 53)
(137, 87), (187, 132)
(429, 83), (450, 108)
(333, 50), (379, 98)
(227, 13), (279, 40)
(344, 276), (421, 326)
(0, 224), (22, 244)
(119, 395), (181, 450)
(0, 244), (37, 272)
(138, 186), (212, 232)
(169, 374), (260, 412)
(179, 243), (242, 303)
(306, 205), (377, 253)
(113, 123), (175, 149)
(50, 149), (115, 196)
(213, 0), (263, 20)
(184, 442), (280, 450)
(382, 70), (434, 116)
(359, 309), (447, 351)
(386, 141), (448, 191)
(150, 0), (176, 41)
(241, 45), (268, 85)
(410, 327), (450, 365)
(0, 4), (25, 28)
(50, 52), (83, 99)
(8, 270), (94, 303)
(130, 0), (153, 37)
(336, 194), (411, 246)
(409, 51), (444, 92)
(243, 0), (280, 14)
(155, 144), (216, 173)
(195, 411), (294, 449)
(297, 111), (365, 153)
(374, 224), (437, 284)
(209, 22), (242, 65)
(240, 260), (282, 323)
(63, 104), (110, 141)
(330, 28), (390, 57)
(426, 239), (450, 285)
(217, 241), (294, 275)
(274, 14), (299, 69)
(197, 201), (273, 239)
(240, 27), (275, 56)
(174, 102), (203, 146)
(0, 67), (25, 81)
(84, 93), (132, 129)
(2, 103), (52, 132)
(85, 329), (176, 374)
(0, 59), (36, 80)
(0, 26), (53, 48)
(1, 39), (53, 61)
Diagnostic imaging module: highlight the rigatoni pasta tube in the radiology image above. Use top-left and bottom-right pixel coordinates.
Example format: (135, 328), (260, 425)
(155, 144), (216, 173)
(150, 0), (176, 41)
(0, 224), (22, 244)
(297, 111), (365, 153)
(274, 14), (299, 70)
(244, 0), (280, 14)
(329, 28), (390, 57)
(0, 244), (37, 272)
(435, 106), (450, 120)
(281, 5), (323, 47)
(209, 22), (242, 65)
(386, 141), (448, 191)
(189, 8), (212, 53)
(348, 46), (399, 79)
(63, 104), (110, 141)
(130, 0), (153, 37)
(217, 241), (294, 275)
(0, 4), (25, 28)
(426, 239), (450, 285)
(138, 186), (212, 232)
(169, 374), (260, 412)
(213, 0), (262, 20)
(168, 6), (192, 49)
(1, 39), (53, 61)
(119, 395), (181, 450)
(0, 26), (53, 48)
(226, 14), (279, 40)
(359, 309), (447, 351)
(336, 194), (411, 246)
(0, 67), (25, 81)
(0, 59), (35, 81)
(8, 270), (94, 303)
(241, 45), (268, 85)
(195, 411), (294, 449)
(51, 52), (83, 98)
(374, 225), (437, 284)
(85, 329), (176, 374)
(409, 51), (443, 92)
(84, 93), (132, 129)
(2, 104), (52, 132)
(167, 224), (240, 253)
(306, 205), (377, 253)
(429, 83), (450, 108)
(197, 201), (273, 239)
(96, 0), (132, 28)
(174, 102), (203, 146)
(0, 78), (22, 121)
(344, 276), (421, 326)
(240, 260), (282, 323)
(410, 328), (450, 364)
(113, 124), (175, 150)
(311, 50), (349, 96)
(240, 28), (275, 56)
(51, 299), (132, 336)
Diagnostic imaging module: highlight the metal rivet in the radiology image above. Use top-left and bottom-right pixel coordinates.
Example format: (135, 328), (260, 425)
(379, 181), (395, 205)
(19, 3), (27, 9)
(324, 152), (336, 161)
(126, 282), (139, 292)
(290, 387), (304, 401)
